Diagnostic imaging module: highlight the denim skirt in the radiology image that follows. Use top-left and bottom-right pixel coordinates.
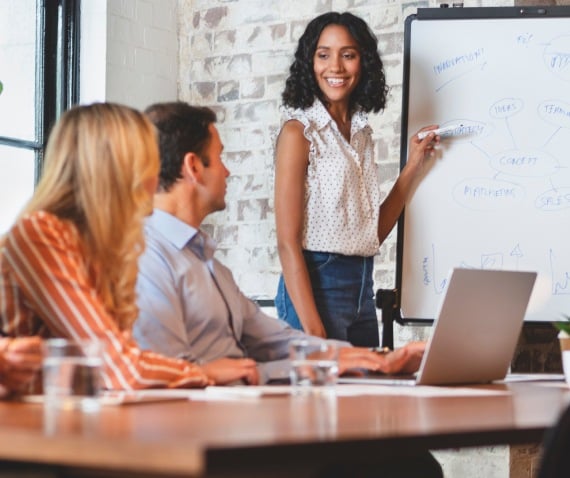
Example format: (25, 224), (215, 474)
(275, 250), (379, 347)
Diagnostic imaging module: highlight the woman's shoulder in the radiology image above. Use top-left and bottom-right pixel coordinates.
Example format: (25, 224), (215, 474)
(9, 211), (80, 248)
(279, 101), (330, 146)
(281, 105), (310, 126)
(281, 101), (328, 127)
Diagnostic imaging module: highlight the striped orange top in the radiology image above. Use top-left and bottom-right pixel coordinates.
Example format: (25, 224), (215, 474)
(0, 211), (209, 390)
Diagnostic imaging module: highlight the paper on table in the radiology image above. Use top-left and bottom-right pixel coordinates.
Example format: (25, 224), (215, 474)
(101, 390), (191, 405)
(185, 385), (509, 400)
(334, 385), (509, 397)
(22, 390), (192, 406)
(187, 386), (292, 401)
(22, 384), (511, 405)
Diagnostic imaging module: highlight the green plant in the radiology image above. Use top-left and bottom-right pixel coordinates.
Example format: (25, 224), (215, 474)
(554, 315), (570, 336)
(0, 80), (3, 95)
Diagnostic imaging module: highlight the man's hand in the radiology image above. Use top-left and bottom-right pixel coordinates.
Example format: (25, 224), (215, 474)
(338, 341), (426, 376)
(376, 342), (426, 375)
(0, 336), (43, 394)
(201, 358), (260, 385)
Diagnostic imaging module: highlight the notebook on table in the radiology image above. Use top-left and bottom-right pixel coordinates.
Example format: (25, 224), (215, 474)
(338, 268), (537, 386)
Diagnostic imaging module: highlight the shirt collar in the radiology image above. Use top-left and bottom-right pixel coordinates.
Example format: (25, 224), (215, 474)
(306, 99), (368, 133)
(146, 209), (216, 261)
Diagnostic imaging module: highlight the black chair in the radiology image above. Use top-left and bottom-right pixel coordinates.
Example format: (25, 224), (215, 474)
(537, 403), (570, 478)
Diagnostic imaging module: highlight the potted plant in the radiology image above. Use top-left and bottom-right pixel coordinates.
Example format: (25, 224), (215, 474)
(555, 316), (570, 352)
(555, 317), (570, 382)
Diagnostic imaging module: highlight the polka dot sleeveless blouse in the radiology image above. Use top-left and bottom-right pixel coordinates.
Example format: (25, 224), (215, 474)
(281, 100), (381, 257)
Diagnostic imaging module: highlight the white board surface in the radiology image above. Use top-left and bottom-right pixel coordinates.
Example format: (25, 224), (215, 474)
(400, 9), (570, 321)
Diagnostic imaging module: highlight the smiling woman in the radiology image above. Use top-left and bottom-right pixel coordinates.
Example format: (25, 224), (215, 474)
(273, 11), (438, 348)
(273, 15), (442, 472)
(311, 24), (362, 138)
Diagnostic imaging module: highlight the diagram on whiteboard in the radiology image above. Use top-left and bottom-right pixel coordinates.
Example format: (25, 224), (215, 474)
(400, 16), (570, 321)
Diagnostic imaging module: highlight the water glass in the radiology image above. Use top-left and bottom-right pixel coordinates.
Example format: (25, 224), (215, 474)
(289, 338), (338, 394)
(43, 338), (103, 412)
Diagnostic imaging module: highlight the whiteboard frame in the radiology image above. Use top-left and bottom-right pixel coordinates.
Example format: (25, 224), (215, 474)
(396, 6), (570, 323)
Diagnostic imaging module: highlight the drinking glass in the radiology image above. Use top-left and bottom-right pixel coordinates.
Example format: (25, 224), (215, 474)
(43, 338), (102, 412)
(289, 338), (338, 394)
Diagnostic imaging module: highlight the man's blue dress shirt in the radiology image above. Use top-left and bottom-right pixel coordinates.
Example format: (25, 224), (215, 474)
(133, 209), (317, 383)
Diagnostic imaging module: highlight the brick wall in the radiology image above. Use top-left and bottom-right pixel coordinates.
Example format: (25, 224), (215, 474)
(81, 0), (179, 109)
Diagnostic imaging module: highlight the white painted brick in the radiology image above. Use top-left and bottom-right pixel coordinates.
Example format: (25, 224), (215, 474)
(212, 23), (287, 54)
(239, 270), (279, 298)
(195, 55), (252, 81)
(217, 124), (266, 152)
(108, 15), (131, 43)
(154, 51), (177, 78)
(224, 2), (281, 26)
(231, 100), (278, 124)
(228, 55), (253, 77)
(107, 0), (121, 16)
(129, 21), (145, 45)
(251, 51), (293, 76)
(104, 0), (177, 109)
(151, 0), (177, 30)
(225, 151), (266, 175)
(213, 30), (236, 54)
(237, 222), (275, 247)
(124, 0), (137, 19)
(135, 0), (154, 25)
(141, 74), (178, 103)
(237, 199), (270, 222)
(192, 82), (217, 102)
(226, 173), (269, 199)
(266, 74), (287, 99)
(240, 77), (264, 99)
(190, 32), (213, 58)
(133, 47), (156, 74)
(188, 0), (212, 10)
(242, 127), (268, 149)
(144, 27), (177, 53)
(366, 6), (403, 33)
(218, 81), (239, 101)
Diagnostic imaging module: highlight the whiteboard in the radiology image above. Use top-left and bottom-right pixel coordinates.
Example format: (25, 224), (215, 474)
(398, 7), (570, 322)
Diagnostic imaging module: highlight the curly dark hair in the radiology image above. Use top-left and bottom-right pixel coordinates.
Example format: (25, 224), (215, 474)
(144, 102), (217, 192)
(282, 11), (388, 114)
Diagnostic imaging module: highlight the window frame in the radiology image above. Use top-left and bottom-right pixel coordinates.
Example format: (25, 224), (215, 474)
(0, 0), (80, 183)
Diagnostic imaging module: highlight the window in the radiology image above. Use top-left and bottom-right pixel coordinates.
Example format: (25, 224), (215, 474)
(0, 0), (80, 233)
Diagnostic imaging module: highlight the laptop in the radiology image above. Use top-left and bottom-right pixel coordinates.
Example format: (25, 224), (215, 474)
(338, 268), (537, 386)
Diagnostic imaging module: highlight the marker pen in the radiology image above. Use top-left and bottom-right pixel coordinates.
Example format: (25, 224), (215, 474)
(417, 124), (465, 140)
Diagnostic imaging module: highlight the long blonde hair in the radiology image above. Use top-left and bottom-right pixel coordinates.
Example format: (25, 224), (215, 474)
(22, 103), (159, 330)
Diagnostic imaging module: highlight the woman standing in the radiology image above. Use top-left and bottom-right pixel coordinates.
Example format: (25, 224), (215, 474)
(0, 103), (209, 390)
(274, 12), (438, 346)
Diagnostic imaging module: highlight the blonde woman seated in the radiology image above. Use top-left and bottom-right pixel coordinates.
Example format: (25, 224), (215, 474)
(0, 103), (209, 390)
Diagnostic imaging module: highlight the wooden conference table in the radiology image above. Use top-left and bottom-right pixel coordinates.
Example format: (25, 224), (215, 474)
(0, 381), (568, 477)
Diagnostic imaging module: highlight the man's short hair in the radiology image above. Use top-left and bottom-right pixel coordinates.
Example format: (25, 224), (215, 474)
(144, 102), (217, 192)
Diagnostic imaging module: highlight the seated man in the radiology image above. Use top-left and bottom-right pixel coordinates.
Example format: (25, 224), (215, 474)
(133, 102), (425, 385)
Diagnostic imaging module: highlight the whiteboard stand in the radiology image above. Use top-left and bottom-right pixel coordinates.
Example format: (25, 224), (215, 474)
(376, 289), (402, 350)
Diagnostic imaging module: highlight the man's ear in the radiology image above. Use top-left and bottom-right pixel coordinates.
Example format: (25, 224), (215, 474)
(181, 152), (204, 183)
